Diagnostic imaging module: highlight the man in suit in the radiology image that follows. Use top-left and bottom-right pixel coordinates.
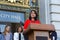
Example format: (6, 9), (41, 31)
(49, 31), (57, 40)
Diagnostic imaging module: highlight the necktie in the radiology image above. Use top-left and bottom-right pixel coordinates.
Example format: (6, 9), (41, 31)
(19, 33), (21, 40)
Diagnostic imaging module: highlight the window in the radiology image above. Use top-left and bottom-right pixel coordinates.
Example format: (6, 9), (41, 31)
(52, 22), (60, 30)
(51, 0), (60, 4)
(51, 14), (60, 21)
(51, 5), (60, 12)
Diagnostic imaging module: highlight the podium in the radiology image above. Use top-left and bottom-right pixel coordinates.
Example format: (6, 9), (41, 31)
(23, 23), (55, 40)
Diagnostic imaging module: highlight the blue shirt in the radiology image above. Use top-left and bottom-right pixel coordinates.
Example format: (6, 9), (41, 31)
(0, 34), (4, 40)
(2, 33), (13, 40)
(5, 33), (11, 40)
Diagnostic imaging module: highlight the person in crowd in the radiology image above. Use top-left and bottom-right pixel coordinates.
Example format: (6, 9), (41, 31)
(0, 28), (4, 40)
(14, 26), (24, 40)
(24, 10), (41, 40)
(24, 10), (41, 30)
(49, 31), (57, 40)
(2, 25), (13, 40)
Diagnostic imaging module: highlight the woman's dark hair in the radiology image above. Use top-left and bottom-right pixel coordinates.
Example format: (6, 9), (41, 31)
(29, 10), (38, 20)
(16, 26), (23, 32)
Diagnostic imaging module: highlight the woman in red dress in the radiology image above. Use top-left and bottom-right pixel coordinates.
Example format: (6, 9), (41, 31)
(24, 10), (41, 40)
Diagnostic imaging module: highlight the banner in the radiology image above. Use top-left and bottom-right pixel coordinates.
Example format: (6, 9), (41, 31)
(0, 11), (24, 23)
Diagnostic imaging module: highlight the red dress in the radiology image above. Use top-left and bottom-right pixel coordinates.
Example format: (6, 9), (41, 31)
(24, 19), (41, 29)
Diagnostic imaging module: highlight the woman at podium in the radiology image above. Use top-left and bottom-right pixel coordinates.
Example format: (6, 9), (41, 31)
(24, 10), (41, 40)
(24, 10), (41, 30)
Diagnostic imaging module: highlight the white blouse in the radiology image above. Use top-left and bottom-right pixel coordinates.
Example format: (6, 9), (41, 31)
(14, 32), (24, 40)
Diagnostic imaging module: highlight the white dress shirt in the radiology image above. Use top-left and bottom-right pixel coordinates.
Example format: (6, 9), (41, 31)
(14, 32), (24, 40)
